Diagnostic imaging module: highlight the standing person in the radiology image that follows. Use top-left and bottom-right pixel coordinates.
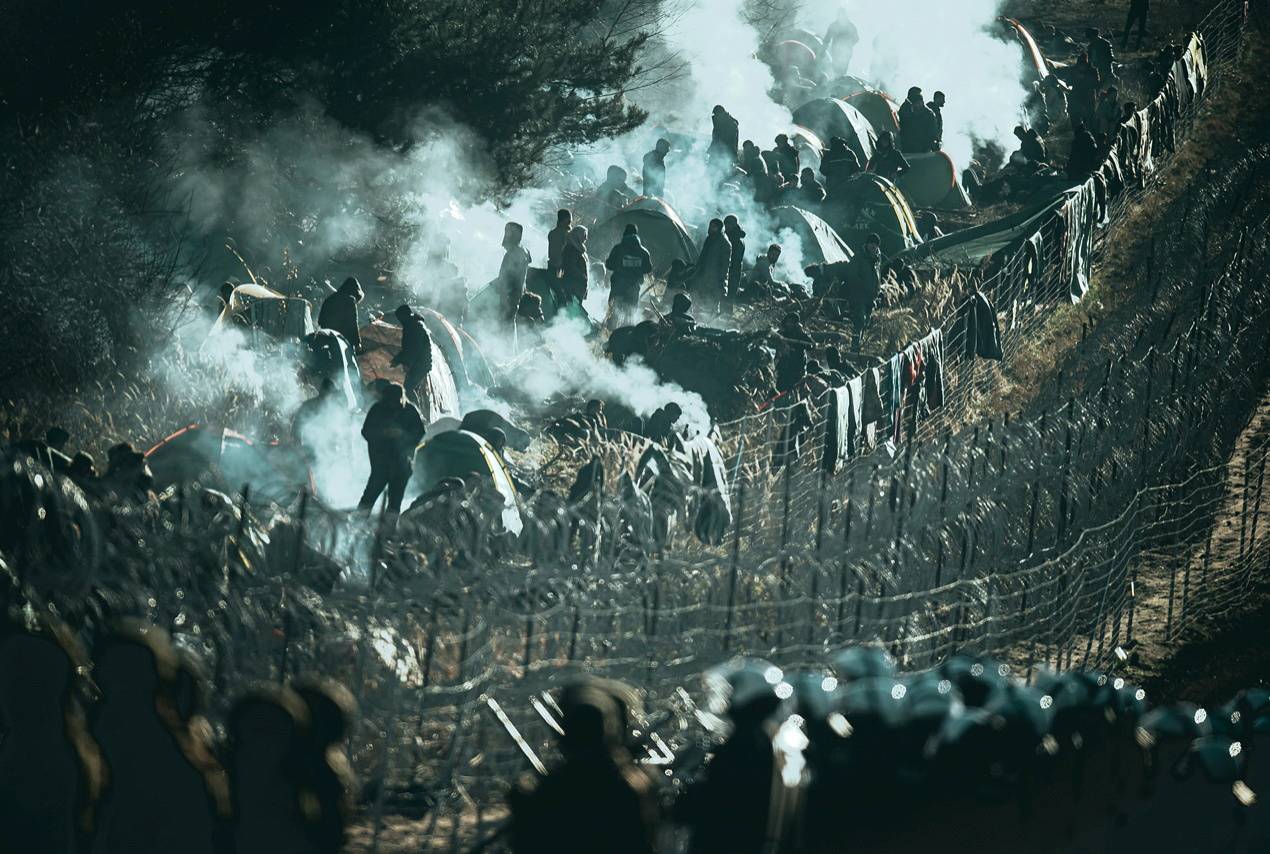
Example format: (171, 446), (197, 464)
(391, 304), (433, 400)
(824, 8), (859, 73)
(691, 219), (732, 314)
(642, 138), (671, 198)
(897, 86), (938, 153)
(546, 210), (573, 278)
(820, 138), (860, 203)
(358, 383), (426, 515)
(740, 140), (764, 176)
(708, 105), (740, 175)
(1067, 52), (1102, 129)
(842, 233), (883, 349)
(927, 91), (946, 151)
(866, 131), (910, 182)
(497, 222), (532, 325)
(605, 224), (653, 328)
(1066, 122), (1101, 179)
(317, 276), (364, 352)
(798, 167), (827, 206)
(1122, 0), (1150, 50)
(772, 134), (800, 182)
(1094, 86), (1122, 138)
(723, 215), (746, 302)
(1086, 28), (1117, 83)
(559, 226), (590, 307)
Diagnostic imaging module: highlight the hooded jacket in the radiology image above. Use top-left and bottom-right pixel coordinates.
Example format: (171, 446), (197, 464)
(318, 279), (363, 350)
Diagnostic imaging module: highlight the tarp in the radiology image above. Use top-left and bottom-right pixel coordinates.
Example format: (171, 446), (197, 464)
(792, 98), (878, 167)
(212, 283), (315, 340)
(892, 191), (1069, 269)
(770, 206), (855, 265)
(999, 17), (1049, 83)
(592, 197), (697, 273)
(897, 152), (973, 211)
(827, 174), (922, 257)
(356, 319), (460, 423)
(842, 91), (901, 138)
(412, 429), (522, 534)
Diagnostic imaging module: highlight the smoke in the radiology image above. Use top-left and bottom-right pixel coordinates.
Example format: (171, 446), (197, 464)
(801, 0), (1028, 167)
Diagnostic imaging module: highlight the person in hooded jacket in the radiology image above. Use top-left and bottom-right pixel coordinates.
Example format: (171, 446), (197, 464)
(842, 233), (883, 349)
(391, 304), (433, 399)
(708, 105), (740, 170)
(560, 226), (590, 306)
(772, 134), (800, 182)
(642, 139), (671, 198)
(318, 276), (364, 352)
(358, 382), (426, 515)
(820, 138), (861, 203)
(866, 131), (910, 182)
(497, 222), (532, 325)
(691, 219), (732, 313)
(546, 209), (573, 278)
(723, 215), (746, 301)
(605, 224), (653, 328)
(898, 86), (939, 153)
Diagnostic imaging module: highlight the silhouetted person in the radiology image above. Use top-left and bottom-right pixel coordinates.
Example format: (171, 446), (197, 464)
(1095, 86), (1122, 138)
(605, 223), (653, 328)
(546, 209), (573, 278)
(1086, 28), (1117, 82)
(88, 622), (218, 854)
(391, 304), (432, 400)
(740, 140), (764, 176)
(1067, 52), (1102, 128)
(598, 165), (634, 212)
(292, 678), (357, 854)
(1067, 122), (1101, 179)
(317, 276), (364, 352)
(1013, 125), (1048, 165)
(509, 682), (658, 854)
(358, 382), (425, 515)
(928, 90), (946, 150)
(104, 443), (153, 498)
(723, 215), (746, 300)
(776, 311), (813, 393)
(668, 293), (697, 334)
(498, 222), (532, 325)
(692, 219), (732, 313)
(1123, 0), (1149, 49)
(898, 86), (939, 153)
(708, 105), (740, 173)
(772, 134), (799, 181)
(843, 233), (883, 348)
(69, 451), (98, 482)
(866, 131), (910, 182)
(642, 138), (671, 198)
(0, 624), (102, 854)
(666, 258), (695, 295)
(798, 167), (827, 205)
(560, 225), (590, 305)
(751, 244), (783, 294)
(821, 137), (861, 202)
(227, 686), (312, 854)
(678, 665), (782, 854)
(166, 648), (232, 852)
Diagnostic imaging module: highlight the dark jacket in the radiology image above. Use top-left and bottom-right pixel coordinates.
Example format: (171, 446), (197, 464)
(392, 314), (432, 375)
(318, 290), (361, 350)
(961, 292), (1003, 360)
(773, 141), (799, 179)
(842, 251), (881, 307)
(560, 242), (589, 303)
(710, 111), (740, 163)
(724, 225), (746, 297)
(898, 99), (939, 153)
(866, 146), (910, 182)
(927, 101), (944, 148)
(361, 400), (426, 467)
(692, 233), (732, 296)
(547, 225), (571, 276)
(820, 146), (860, 196)
(642, 150), (667, 197)
(605, 236), (653, 295)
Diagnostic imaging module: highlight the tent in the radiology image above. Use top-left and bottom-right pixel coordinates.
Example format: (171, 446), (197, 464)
(303, 329), (362, 409)
(789, 125), (826, 170)
(411, 429), (522, 534)
(770, 206), (855, 265)
(891, 191), (1069, 270)
(356, 319), (460, 423)
(792, 98), (878, 166)
(416, 307), (499, 392)
(897, 152), (973, 211)
(998, 17), (1050, 84)
(592, 197), (697, 274)
(144, 424), (307, 502)
(841, 90), (901, 138)
(212, 283), (314, 341)
(824, 174), (923, 257)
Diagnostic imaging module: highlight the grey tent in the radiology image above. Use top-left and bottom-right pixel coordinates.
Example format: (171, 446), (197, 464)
(592, 197), (697, 274)
(792, 98), (877, 167)
(770, 206), (855, 265)
(897, 152), (973, 211)
(890, 191), (1069, 270)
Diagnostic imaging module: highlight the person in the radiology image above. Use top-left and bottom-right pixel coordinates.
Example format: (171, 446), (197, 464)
(666, 258), (695, 294)
(546, 210), (572, 278)
(88, 623), (219, 854)
(227, 687), (313, 854)
(927, 91), (946, 150)
(775, 312), (814, 393)
(391, 304), (433, 397)
(1013, 125), (1048, 165)
(559, 225), (590, 306)
(105, 442), (154, 498)
(317, 276), (364, 352)
(1067, 122), (1101, 179)
(898, 86), (938, 153)
(824, 8), (859, 73)
(357, 382), (425, 515)
(216, 281), (236, 315)
(740, 140), (764, 176)
(1086, 28), (1117, 83)
(292, 377), (339, 446)
(723, 215), (746, 301)
(1122, 0), (1149, 50)
(772, 134), (800, 182)
(509, 682), (658, 854)
(1067, 52), (1102, 129)
(751, 244), (783, 294)
(842, 233), (882, 349)
(605, 224), (653, 328)
(598, 165), (634, 213)
(798, 167), (827, 205)
(645, 402), (683, 445)
(915, 210), (943, 241)
(1095, 86), (1122, 138)
(691, 219), (732, 313)
(292, 678), (357, 854)
(745, 153), (781, 206)
(496, 222), (533, 325)
(668, 293), (696, 334)
(708, 105), (740, 172)
(68, 451), (97, 481)
(0, 624), (102, 854)
(866, 131), (910, 182)
(820, 137), (861, 202)
(642, 138), (671, 198)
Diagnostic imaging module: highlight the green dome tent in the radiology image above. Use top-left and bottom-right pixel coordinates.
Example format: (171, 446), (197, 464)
(592, 197), (697, 274)
(411, 429), (522, 535)
(824, 173), (923, 257)
(770, 206), (855, 265)
(792, 98), (878, 167)
(897, 152), (973, 211)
